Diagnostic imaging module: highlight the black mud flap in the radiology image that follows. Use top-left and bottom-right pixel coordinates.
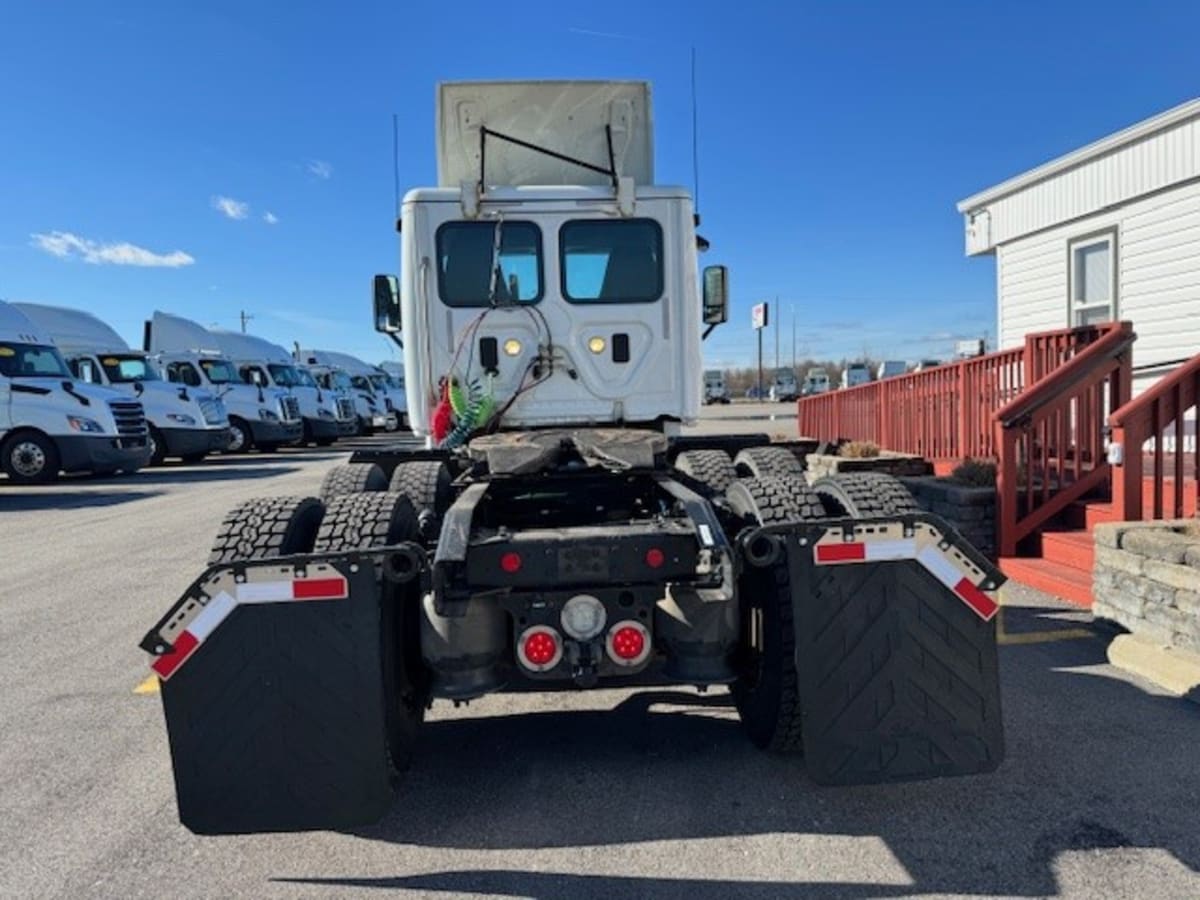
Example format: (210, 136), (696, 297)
(750, 514), (1005, 785)
(140, 553), (401, 834)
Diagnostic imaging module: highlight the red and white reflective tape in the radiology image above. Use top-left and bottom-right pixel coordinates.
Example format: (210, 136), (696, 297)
(814, 538), (917, 564)
(151, 574), (349, 681)
(814, 536), (998, 622)
(236, 576), (348, 604)
(151, 590), (237, 679)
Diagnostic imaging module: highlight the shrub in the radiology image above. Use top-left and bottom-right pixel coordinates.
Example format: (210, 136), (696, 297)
(950, 458), (997, 487)
(839, 440), (881, 458)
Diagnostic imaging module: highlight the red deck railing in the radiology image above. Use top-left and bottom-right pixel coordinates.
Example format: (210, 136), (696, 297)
(1109, 352), (1200, 521)
(796, 324), (1116, 464)
(993, 323), (1135, 556)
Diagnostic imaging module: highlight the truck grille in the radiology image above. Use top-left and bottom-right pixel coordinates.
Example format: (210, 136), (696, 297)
(282, 396), (301, 422)
(199, 398), (227, 426)
(336, 397), (356, 421)
(108, 399), (148, 445)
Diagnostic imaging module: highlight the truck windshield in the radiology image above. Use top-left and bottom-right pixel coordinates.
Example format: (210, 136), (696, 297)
(198, 358), (239, 384)
(350, 375), (373, 393)
(560, 219), (663, 303)
(437, 221), (542, 307)
(0, 342), (71, 378)
(100, 354), (160, 383)
(289, 366), (317, 388)
(368, 374), (388, 390)
(267, 364), (303, 387)
(330, 371), (352, 391)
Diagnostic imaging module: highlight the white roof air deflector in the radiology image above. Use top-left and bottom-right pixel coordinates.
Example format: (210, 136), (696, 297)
(437, 81), (653, 189)
(11, 303), (130, 354)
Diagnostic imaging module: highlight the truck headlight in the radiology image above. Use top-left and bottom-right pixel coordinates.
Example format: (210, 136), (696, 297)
(258, 408), (280, 422)
(166, 413), (197, 425)
(67, 415), (105, 433)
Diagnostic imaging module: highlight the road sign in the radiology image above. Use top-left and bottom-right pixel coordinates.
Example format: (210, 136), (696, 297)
(752, 302), (769, 330)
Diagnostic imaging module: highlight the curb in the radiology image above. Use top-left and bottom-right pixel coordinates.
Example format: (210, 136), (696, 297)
(1107, 633), (1200, 704)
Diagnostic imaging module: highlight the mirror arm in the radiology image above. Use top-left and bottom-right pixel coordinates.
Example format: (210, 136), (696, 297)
(702, 323), (718, 341)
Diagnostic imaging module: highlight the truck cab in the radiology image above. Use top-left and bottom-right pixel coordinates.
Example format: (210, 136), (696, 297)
(297, 349), (398, 433)
(147, 312), (303, 453)
(703, 369), (729, 404)
(14, 303), (230, 464)
(769, 367), (799, 402)
(801, 367), (831, 396)
(208, 330), (358, 446)
(841, 363), (872, 389)
(0, 301), (151, 482)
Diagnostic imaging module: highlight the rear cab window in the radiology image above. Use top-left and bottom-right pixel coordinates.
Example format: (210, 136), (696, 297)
(436, 221), (543, 307)
(560, 219), (663, 303)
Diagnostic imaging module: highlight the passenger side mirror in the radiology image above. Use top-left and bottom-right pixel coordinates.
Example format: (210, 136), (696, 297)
(702, 265), (729, 326)
(374, 274), (401, 333)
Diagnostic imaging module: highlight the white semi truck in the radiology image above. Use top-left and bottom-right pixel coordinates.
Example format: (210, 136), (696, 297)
(14, 303), (231, 464)
(207, 329), (358, 446)
(143, 81), (1005, 834)
(146, 311), (303, 453)
(768, 367), (799, 402)
(703, 369), (730, 404)
(0, 300), (151, 482)
(296, 348), (399, 432)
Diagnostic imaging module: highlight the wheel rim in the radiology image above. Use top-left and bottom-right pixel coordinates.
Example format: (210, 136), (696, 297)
(228, 424), (246, 451)
(11, 441), (46, 477)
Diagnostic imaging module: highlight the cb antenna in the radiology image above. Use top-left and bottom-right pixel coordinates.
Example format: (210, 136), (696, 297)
(691, 46), (701, 219)
(392, 113), (401, 222)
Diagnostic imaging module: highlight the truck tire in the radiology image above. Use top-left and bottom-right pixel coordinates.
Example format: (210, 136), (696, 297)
(180, 452), (208, 464)
(208, 495), (325, 565)
(148, 425), (167, 466)
(725, 475), (823, 752)
(319, 462), (388, 500)
(811, 472), (920, 518)
(733, 446), (804, 479)
(313, 491), (427, 772)
(388, 461), (451, 521)
(673, 449), (737, 493)
(225, 416), (251, 454)
(1, 431), (60, 484)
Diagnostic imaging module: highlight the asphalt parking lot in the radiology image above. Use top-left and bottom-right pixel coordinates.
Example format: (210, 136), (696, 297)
(2, 409), (1198, 899)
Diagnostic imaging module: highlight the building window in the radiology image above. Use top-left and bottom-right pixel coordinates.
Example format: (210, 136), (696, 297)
(1069, 231), (1117, 326)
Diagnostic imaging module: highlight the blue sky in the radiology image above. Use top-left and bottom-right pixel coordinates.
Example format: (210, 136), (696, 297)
(1, 1), (1197, 369)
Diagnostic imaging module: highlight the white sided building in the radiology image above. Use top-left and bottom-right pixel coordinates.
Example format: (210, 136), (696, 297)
(958, 97), (1200, 395)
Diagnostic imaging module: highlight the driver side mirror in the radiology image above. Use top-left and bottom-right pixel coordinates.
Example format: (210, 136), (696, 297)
(374, 274), (401, 333)
(702, 265), (729, 326)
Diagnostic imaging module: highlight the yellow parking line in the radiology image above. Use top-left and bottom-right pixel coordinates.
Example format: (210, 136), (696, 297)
(134, 674), (161, 695)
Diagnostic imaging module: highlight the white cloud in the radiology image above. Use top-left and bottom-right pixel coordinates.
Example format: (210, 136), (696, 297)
(306, 159), (332, 180)
(211, 195), (250, 220)
(30, 231), (194, 268)
(262, 211), (279, 225)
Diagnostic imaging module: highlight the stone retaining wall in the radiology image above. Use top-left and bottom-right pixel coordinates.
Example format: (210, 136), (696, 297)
(805, 451), (932, 481)
(900, 478), (997, 561)
(1093, 521), (1200, 655)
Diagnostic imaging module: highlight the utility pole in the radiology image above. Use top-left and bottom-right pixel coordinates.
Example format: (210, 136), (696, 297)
(240, 310), (254, 334)
(773, 295), (780, 375)
(791, 305), (796, 372)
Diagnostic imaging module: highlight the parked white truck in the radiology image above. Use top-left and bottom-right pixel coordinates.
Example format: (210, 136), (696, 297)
(703, 368), (730, 404)
(802, 367), (831, 395)
(14, 303), (230, 464)
(207, 329), (358, 446)
(769, 367), (799, 402)
(1, 301), (151, 482)
(143, 80), (1005, 835)
(296, 348), (398, 433)
(146, 311), (303, 453)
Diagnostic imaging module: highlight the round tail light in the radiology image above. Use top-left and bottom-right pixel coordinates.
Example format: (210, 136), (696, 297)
(517, 625), (562, 672)
(606, 620), (651, 667)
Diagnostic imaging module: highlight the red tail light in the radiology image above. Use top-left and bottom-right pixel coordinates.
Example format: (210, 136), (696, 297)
(606, 620), (651, 666)
(500, 551), (523, 573)
(517, 626), (562, 671)
(644, 547), (665, 569)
